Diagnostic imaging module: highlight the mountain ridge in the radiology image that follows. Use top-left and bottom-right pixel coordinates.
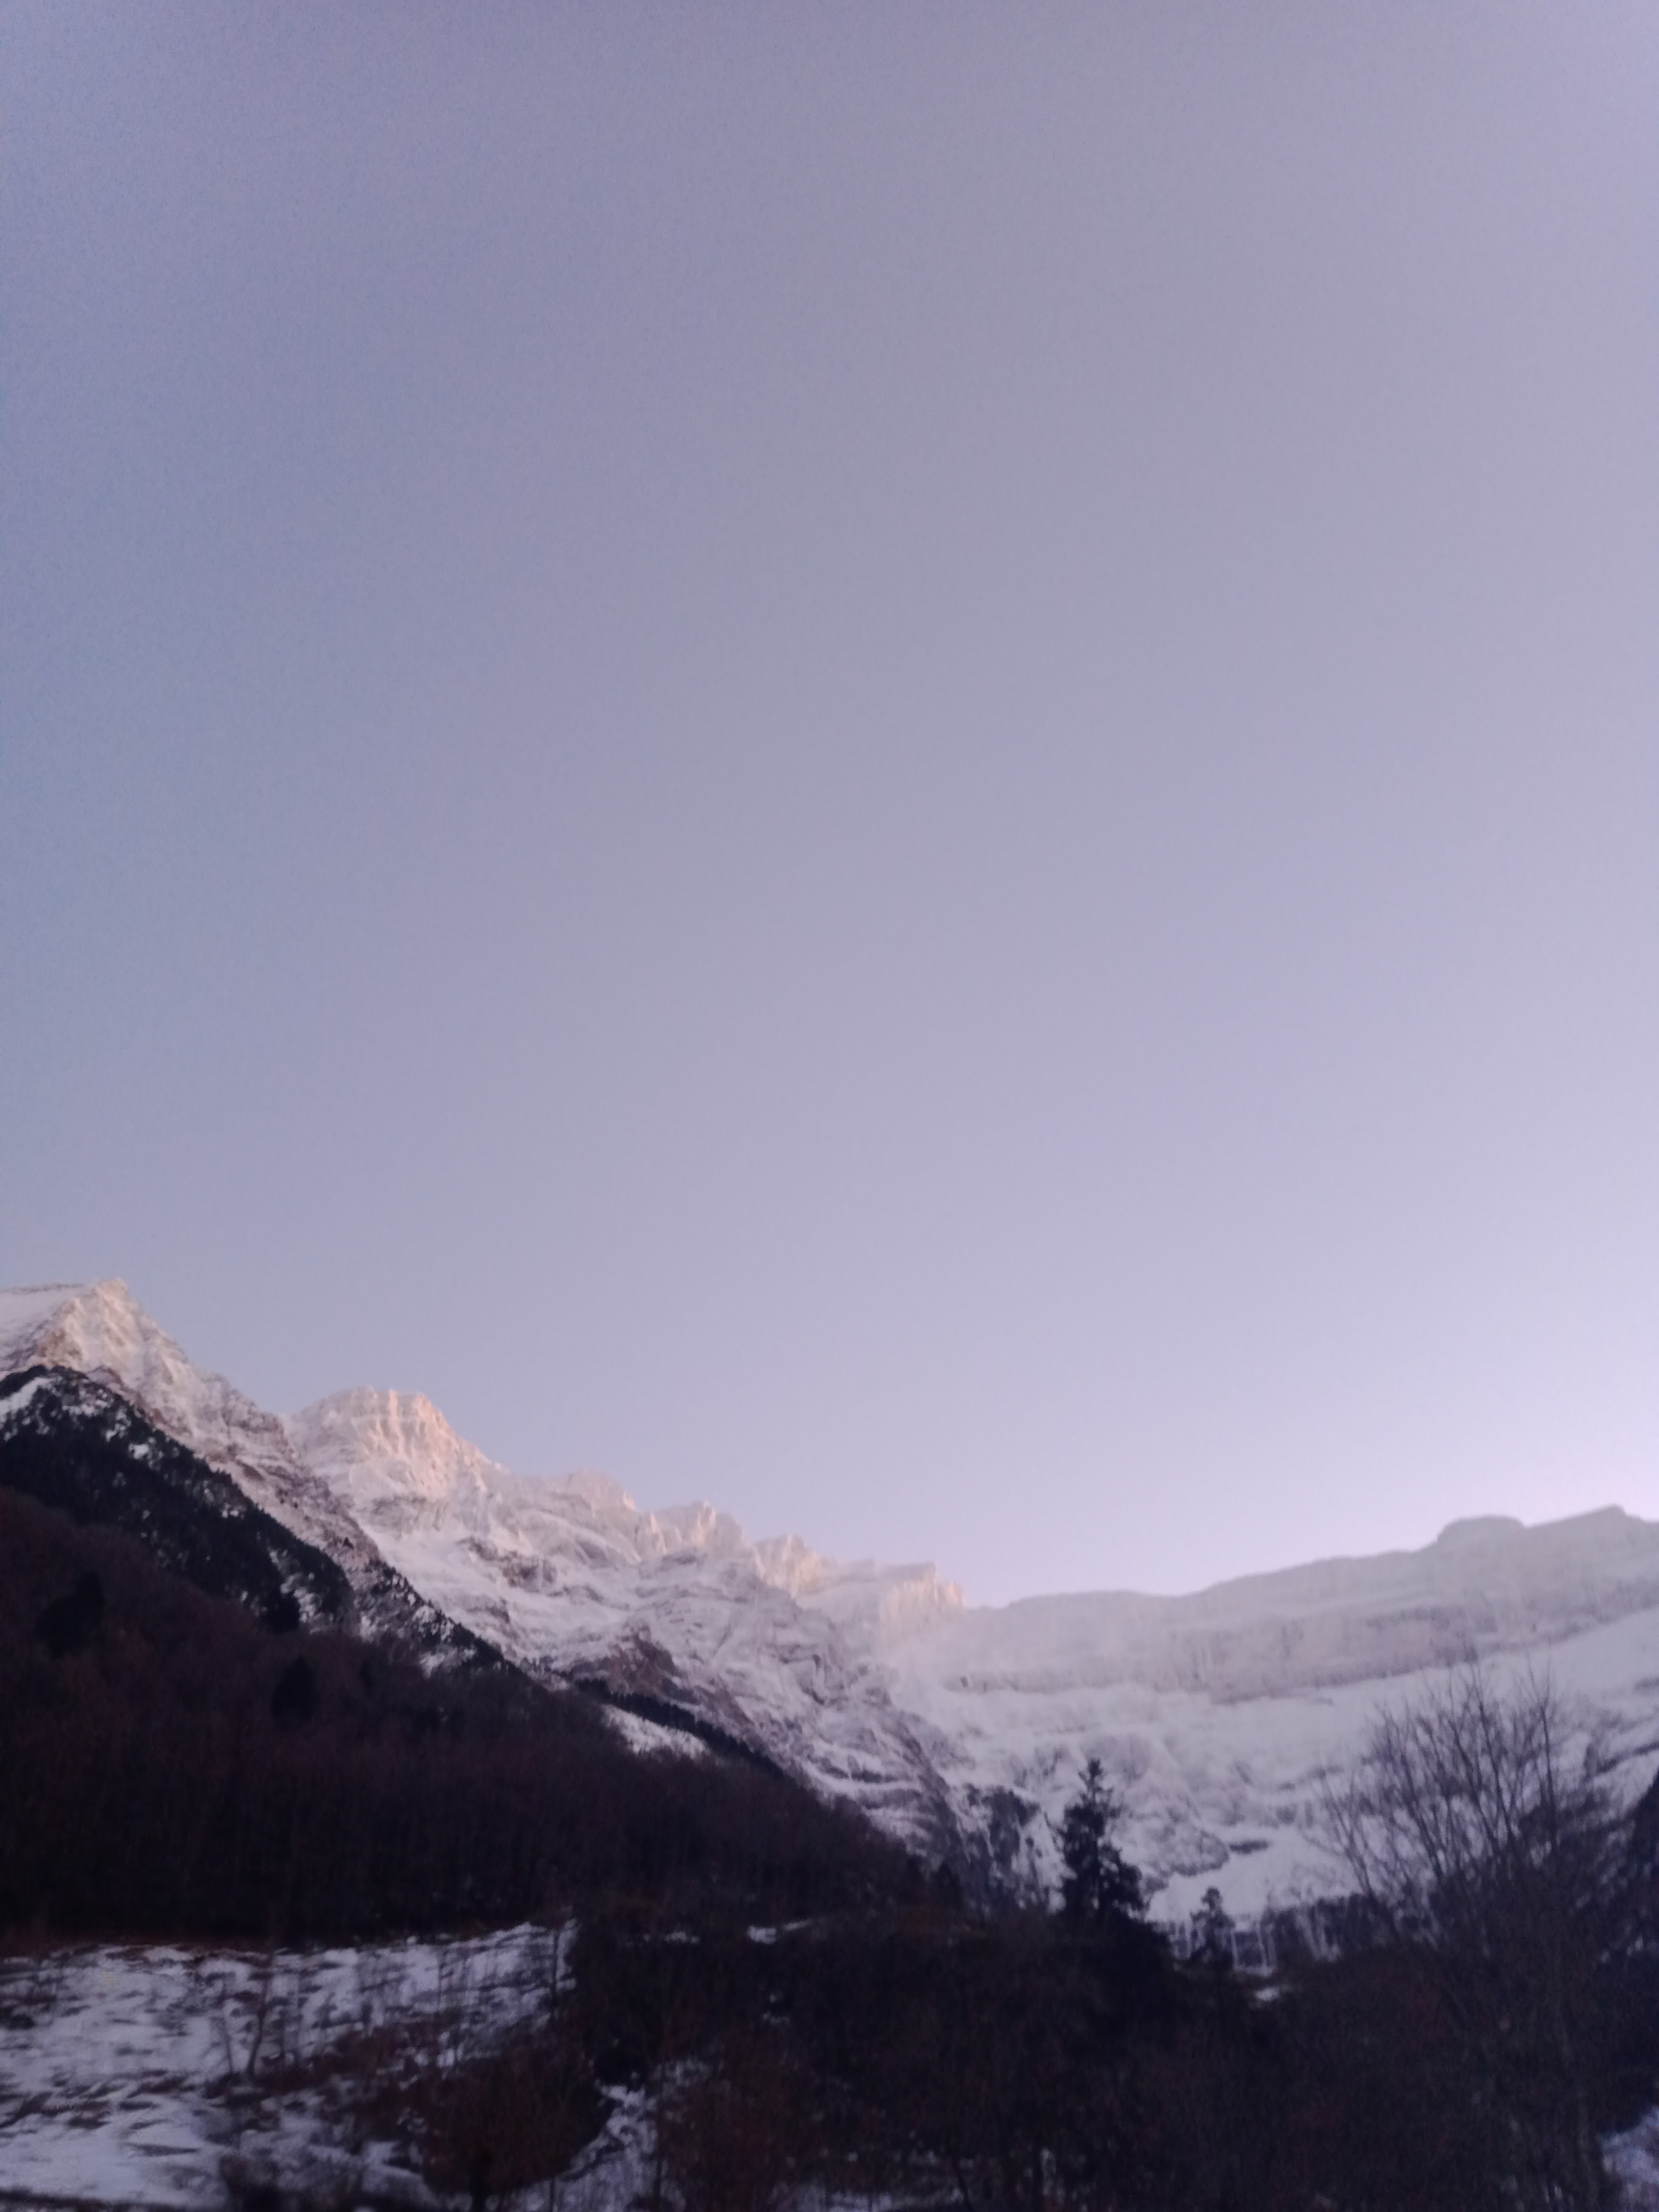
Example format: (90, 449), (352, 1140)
(6, 1278), (1657, 1920)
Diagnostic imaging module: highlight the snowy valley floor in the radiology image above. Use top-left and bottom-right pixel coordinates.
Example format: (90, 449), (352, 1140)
(5, 1930), (1659, 2212)
(0, 1926), (590, 2212)
(0, 1930), (928, 2212)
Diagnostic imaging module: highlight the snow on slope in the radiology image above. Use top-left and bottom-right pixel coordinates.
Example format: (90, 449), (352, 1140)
(886, 1510), (1659, 1916)
(0, 1926), (565, 2210)
(891, 1557), (1659, 1921)
(8, 1282), (1659, 1920)
(278, 1378), (1659, 1914)
(286, 1386), (965, 1846)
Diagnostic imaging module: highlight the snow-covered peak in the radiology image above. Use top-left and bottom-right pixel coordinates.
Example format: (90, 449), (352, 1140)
(290, 1385), (707, 1564)
(287, 1387), (520, 1526)
(650, 1498), (753, 1563)
(0, 1278), (291, 1478)
(284, 1381), (962, 1641)
(0, 1283), (484, 1655)
(0, 1279), (102, 1361)
(2, 1276), (198, 1413)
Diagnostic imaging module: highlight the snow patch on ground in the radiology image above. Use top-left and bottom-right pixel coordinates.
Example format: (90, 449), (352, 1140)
(0, 1372), (52, 1423)
(0, 1926), (565, 2210)
(603, 1705), (710, 1761)
(1608, 2108), (1659, 2210)
(0, 1932), (926, 2211)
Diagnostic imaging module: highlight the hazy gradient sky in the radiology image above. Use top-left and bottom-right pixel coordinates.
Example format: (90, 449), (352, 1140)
(3, 3), (1655, 1602)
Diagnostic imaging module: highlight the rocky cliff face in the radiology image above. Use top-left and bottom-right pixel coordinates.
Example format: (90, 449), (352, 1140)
(7, 1279), (1658, 1917)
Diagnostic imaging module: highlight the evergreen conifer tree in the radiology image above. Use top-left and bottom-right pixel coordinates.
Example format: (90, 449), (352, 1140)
(1057, 1758), (1145, 1928)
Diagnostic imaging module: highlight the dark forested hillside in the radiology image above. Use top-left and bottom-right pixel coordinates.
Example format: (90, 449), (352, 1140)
(0, 1364), (354, 1631)
(0, 1482), (914, 1940)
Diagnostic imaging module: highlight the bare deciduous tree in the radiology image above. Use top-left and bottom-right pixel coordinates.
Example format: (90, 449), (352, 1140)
(1327, 1666), (1628, 2212)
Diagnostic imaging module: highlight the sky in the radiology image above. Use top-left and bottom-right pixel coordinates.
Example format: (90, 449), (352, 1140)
(2, 3), (1655, 1604)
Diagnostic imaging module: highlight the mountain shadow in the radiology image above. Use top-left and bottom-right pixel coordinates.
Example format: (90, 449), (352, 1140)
(1, 1364), (353, 1632)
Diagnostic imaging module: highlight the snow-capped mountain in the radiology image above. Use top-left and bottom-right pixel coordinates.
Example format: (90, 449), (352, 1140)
(287, 1385), (965, 1847)
(0, 1282), (487, 1663)
(6, 1279), (1659, 1922)
(884, 1512), (1659, 1920)
(0, 1281), (967, 1857)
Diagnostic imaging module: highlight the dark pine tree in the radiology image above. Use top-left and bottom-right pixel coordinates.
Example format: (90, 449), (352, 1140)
(1057, 1758), (1145, 1929)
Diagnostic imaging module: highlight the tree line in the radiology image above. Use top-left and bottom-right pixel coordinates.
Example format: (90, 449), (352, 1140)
(539, 1676), (1659, 2212)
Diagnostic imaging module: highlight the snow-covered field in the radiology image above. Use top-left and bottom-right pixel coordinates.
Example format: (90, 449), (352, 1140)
(4, 1929), (1656, 2212)
(0, 1930), (933, 2212)
(1608, 2113), (1659, 2211)
(0, 1926), (574, 2211)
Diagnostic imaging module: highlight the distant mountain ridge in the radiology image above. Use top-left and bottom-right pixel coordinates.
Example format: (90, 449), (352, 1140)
(5, 1278), (1658, 1920)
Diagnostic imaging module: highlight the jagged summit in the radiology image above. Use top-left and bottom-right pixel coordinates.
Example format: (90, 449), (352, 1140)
(290, 1387), (524, 1523)
(288, 1378), (963, 1619)
(0, 1278), (265, 1459)
(0, 1279), (328, 1545)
